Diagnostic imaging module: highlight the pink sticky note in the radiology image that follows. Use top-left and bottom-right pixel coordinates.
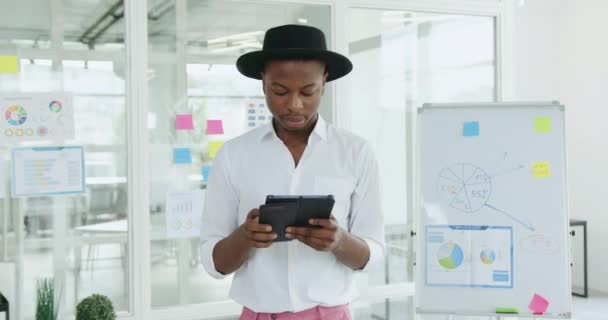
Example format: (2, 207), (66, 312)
(528, 293), (549, 314)
(206, 120), (224, 135)
(176, 114), (194, 130)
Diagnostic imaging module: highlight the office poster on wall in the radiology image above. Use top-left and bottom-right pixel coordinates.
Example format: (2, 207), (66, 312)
(245, 99), (271, 129)
(165, 190), (205, 239)
(0, 92), (75, 143)
(12, 146), (86, 197)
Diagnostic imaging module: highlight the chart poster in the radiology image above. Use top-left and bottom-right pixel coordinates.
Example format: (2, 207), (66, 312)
(165, 190), (205, 239)
(0, 92), (75, 143)
(12, 146), (86, 197)
(425, 225), (513, 288)
(245, 99), (271, 128)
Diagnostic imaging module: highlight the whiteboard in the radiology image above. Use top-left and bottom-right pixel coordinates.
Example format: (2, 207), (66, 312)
(415, 102), (571, 318)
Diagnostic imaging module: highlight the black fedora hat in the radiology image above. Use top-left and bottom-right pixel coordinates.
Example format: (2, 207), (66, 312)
(236, 24), (353, 82)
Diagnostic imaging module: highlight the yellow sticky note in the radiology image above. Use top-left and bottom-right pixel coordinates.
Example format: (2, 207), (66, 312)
(0, 56), (19, 74)
(208, 141), (224, 159)
(534, 117), (552, 133)
(532, 161), (551, 178)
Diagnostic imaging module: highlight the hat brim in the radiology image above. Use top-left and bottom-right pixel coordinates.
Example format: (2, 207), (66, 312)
(236, 49), (353, 82)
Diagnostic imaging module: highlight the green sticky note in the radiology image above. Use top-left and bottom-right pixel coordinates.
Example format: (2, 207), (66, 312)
(496, 308), (519, 314)
(534, 117), (552, 133)
(0, 55), (19, 74)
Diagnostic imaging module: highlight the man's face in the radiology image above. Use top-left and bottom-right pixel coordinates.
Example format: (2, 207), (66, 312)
(261, 60), (328, 132)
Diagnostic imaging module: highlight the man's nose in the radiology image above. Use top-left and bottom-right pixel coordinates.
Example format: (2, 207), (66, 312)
(286, 94), (304, 111)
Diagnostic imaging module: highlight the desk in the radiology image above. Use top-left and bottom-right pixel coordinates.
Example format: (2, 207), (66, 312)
(73, 217), (196, 304)
(570, 219), (588, 298)
(85, 176), (127, 186)
(74, 220), (129, 305)
(76, 220), (128, 234)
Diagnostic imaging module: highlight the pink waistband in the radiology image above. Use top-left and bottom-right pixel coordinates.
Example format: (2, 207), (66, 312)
(241, 304), (350, 320)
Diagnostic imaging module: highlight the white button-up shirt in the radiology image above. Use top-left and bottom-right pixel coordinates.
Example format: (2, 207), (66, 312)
(200, 116), (385, 313)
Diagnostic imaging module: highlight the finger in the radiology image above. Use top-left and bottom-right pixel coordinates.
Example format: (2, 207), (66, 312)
(287, 228), (335, 243)
(287, 226), (334, 240)
(285, 226), (313, 237)
(250, 232), (278, 242)
(291, 234), (330, 251)
(247, 221), (273, 233)
(247, 209), (260, 220)
(308, 218), (336, 229)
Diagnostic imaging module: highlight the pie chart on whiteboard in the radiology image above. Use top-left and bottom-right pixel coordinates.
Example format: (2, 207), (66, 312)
(437, 241), (464, 270)
(437, 163), (492, 213)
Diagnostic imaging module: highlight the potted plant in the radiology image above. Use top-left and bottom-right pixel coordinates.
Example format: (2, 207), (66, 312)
(35, 277), (59, 320)
(76, 294), (116, 320)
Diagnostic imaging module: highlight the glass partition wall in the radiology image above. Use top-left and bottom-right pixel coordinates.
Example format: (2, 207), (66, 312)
(0, 1), (129, 319)
(0, 1), (499, 319)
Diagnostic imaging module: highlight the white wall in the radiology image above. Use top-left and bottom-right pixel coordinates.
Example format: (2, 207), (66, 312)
(507, 0), (608, 293)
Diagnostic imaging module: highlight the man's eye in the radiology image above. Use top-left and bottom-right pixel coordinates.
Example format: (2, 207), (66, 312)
(273, 91), (287, 96)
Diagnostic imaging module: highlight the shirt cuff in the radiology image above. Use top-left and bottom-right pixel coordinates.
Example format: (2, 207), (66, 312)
(200, 237), (229, 279)
(356, 237), (385, 272)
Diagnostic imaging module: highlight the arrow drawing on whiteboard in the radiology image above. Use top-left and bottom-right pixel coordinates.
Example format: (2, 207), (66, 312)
(489, 164), (526, 178)
(485, 203), (535, 231)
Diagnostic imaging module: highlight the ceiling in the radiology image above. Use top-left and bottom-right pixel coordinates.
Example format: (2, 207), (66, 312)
(0, 0), (329, 56)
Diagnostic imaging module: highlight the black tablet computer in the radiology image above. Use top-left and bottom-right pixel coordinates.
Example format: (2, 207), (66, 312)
(266, 195), (335, 226)
(259, 195), (335, 242)
(258, 202), (298, 242)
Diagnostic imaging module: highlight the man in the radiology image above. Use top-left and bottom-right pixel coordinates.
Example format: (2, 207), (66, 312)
(200, 24), (384, 320)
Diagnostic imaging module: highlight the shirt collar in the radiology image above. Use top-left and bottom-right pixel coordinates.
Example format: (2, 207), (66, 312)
(258, 114), (328, 143)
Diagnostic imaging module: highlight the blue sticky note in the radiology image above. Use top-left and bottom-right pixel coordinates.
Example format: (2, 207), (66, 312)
(463, 121), (480, 137)
(201, 165), (211, 182)
(173, 148), (192, 164)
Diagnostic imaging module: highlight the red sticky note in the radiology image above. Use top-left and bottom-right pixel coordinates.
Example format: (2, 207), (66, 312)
(206, 119), (224, 135)
(528, 293), (549, 314)
(176, 114), (194, 130)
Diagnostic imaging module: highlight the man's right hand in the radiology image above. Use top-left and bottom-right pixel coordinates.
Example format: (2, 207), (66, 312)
(239, 209), (277, 248)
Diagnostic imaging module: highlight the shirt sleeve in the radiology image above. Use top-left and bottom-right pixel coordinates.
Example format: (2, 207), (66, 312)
(348, 141), (385, 272)
(200, 143), (239, 279)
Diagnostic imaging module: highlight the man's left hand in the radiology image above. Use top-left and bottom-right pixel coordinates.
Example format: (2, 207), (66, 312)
(285, 216), (345, 251)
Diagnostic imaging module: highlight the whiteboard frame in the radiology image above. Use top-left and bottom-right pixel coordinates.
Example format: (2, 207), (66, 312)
(414, 101), (572, 319)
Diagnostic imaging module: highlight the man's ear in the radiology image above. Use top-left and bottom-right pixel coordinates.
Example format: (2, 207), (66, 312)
(321, 72), (328, 95)
(261, 73), (266, 94)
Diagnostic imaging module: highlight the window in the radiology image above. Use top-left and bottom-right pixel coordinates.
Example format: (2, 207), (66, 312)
(0, 0), (129, 319)
(0, 2), (501, 319)
(345, 6), (496, 298)
(147, 0), (332, 309)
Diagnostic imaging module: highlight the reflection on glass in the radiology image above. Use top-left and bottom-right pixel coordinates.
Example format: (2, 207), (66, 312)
(347, 9), (496, 287)
(0, 0), (128, 318)
(147, 0), (331, 308)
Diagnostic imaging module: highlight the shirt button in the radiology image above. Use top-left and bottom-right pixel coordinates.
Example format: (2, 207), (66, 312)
(271, 314), (277, 320)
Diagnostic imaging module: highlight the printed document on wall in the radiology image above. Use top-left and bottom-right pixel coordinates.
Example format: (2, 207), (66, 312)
(165, 190), (205, 239)
(12, 146), (85, 197)
(0, 92), (75, 143)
